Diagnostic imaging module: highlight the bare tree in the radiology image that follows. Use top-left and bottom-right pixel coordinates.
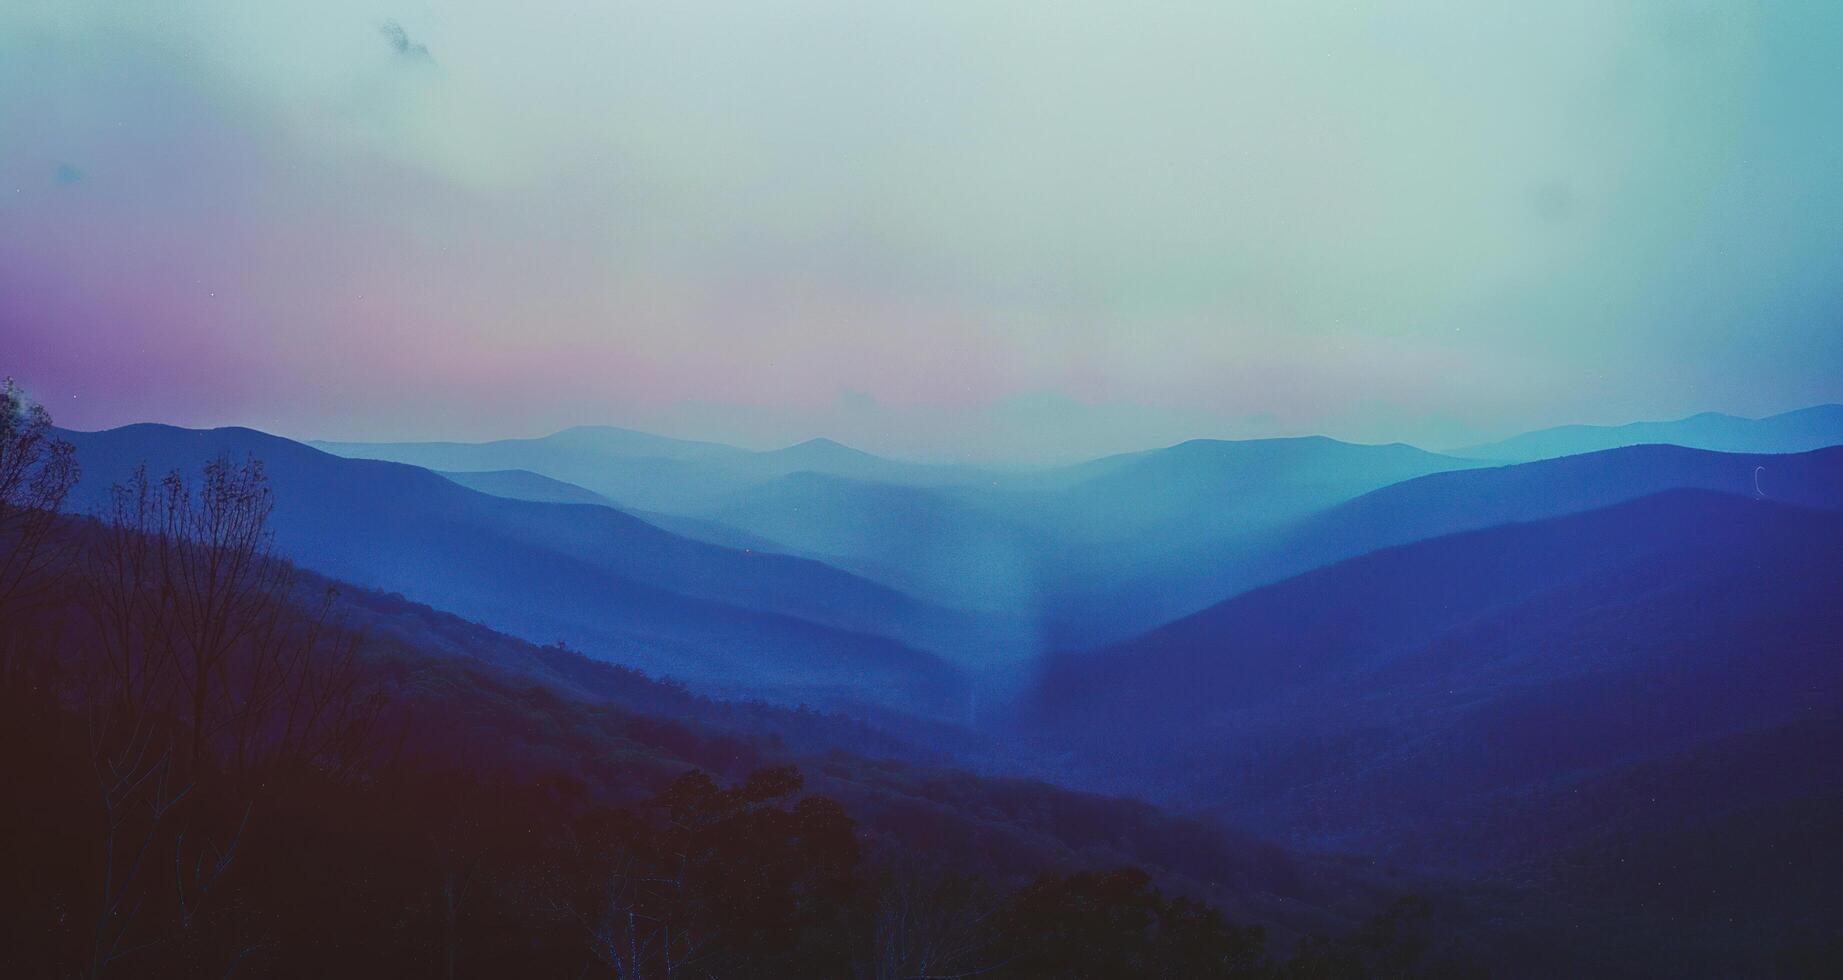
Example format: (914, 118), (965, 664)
(77, 453), (388, 976)
(546, 802), (713, 980)
(0, 376), (79, 623)
(81, 456), (292, 763)
(230, 581), (384, 780)
(88, 458), (386, 777)
(866, 869), (1003, 980)
(549, 840), (698, 979)
(156, 456), (293, 766)
(84, 707), (191, 979)
(77, 466), (187, 978)
(83, 466), (179, 721)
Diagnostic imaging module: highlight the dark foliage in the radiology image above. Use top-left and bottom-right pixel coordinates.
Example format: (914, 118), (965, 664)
(0, 431), (1451, 978)
(2, 669), (1463, 978)
(0, 377), (79, 619)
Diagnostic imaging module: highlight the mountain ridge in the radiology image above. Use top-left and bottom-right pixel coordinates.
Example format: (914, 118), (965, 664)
(1025, 489), (1843, 871)
(1456, 403), (1843, 461)
(1055, 441), (1843, 646)
(59, 423), (979, 716)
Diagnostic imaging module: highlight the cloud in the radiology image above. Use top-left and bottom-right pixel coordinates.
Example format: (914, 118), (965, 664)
(378, 19), (431, 62)
(1, 1), (1840, 455)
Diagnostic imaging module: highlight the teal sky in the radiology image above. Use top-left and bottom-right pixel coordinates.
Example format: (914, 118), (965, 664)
(3, 0), (1840, 460)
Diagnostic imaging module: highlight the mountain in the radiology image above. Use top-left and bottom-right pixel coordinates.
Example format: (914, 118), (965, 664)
(1069, 443), (1843, 646)
(313, 427), (760, 511)
(314, 428), (987, 513)
(321, 425), (737, 469)
(334, 431), (1481, 652)
(700, 471), (1049, 619)
(1004, 437), (1483, 644)
(1464, 717), (1843, 977)
(4, 516), (1444, 978)
(439, 468), (615, 506)
(60, 424), (974, 716)
(436, 467), (862, 590)
(753, 437), (907, 480)
(1008, 436), (1479, 543)
(1026, 491), (1843, 874)
(1457, 404), (1843, 461)
(1248, 442), (1843, 590)
(674, 437), (1476, 647)
(626, 508), (810, 557)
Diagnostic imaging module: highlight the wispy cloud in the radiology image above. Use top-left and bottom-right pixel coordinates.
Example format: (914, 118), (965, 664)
(378, 19), (431, 63)
(1, 1), (1840, 454)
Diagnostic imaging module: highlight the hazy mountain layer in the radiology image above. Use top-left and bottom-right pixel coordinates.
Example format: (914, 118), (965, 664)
(1457, 404), (1843, 461)
(1057, 442), (1843, 645)
(438, 468), (616, 506)
(61, 424), (976, 717)
(315, 427), (988, 512)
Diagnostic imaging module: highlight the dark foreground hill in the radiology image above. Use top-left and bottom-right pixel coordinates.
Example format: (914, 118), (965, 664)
(0, 516), (1458, 979)
(1026, 490), (1843, 975)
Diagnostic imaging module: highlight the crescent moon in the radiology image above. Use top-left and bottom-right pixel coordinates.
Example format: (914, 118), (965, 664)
(1753, 465), (1765, 497)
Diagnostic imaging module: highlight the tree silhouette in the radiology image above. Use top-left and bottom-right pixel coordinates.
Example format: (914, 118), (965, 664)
(0, 376), (78, 624)
(71, 453), (388, 976)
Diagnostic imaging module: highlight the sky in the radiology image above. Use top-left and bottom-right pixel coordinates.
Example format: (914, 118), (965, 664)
(2, 0), (1841, 461)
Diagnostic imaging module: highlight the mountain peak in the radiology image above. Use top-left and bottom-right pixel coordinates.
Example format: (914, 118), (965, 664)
(768, 437), (877, 461)
(548, 424), (648, 438)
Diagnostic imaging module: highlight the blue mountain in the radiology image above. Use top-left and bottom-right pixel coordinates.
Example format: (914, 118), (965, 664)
(314, 428), (986, 512)
(60, 424), (972, 717)
(1027, 490), (1843, 871)
(678, 436), (1477, 651)
(1456, 404), (1843, 461)
(439, 468), (615, 506)
(1013, 436), (1481, 592)
(437, 466), (846, 586)
(700, 471), (1048, 617)
(1062, 443), (1843, 645)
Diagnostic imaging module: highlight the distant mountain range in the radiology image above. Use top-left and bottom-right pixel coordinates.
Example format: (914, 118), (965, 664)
(325, 428), (1486, 628)
(33, 402), (1843, 976)
(321, 417), (1843, 657)
(314, 427), (986, 512)
(60, 424), (978, 717)
(298, 416), (1843, 728)
(1456, 404), (1843, 461)
(1008, 437), (1483, 644)
(700, 471), (1049, 618)
(1057, 442), (1843, 645)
